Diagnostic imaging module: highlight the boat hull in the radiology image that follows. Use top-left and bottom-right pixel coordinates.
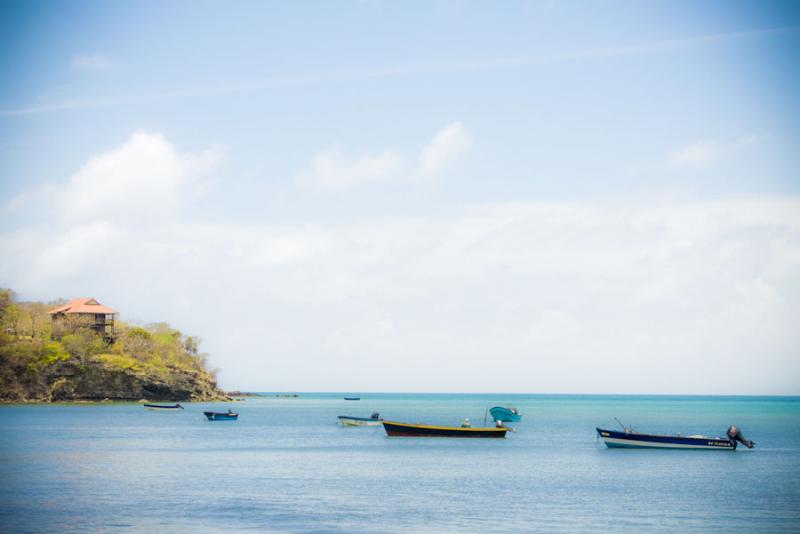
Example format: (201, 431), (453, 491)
(489, 407), (521, 422)
(338, 416), (382, 427)
(596, 428), (735, 450)
(383, 421), (507, 438)
(144, 403), (183, 411)
(204, 411), (238, 421)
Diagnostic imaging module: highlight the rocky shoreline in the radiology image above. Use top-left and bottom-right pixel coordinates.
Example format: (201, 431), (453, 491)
(226, 391), (300, 398)
(0, 358), (232, 403)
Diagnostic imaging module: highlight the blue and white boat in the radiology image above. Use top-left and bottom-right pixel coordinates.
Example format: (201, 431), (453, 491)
(489, 406), (522, 422)
(596, 424), (754, 450)
(338, 413), (383, 427)
(204, 410), (238, 421)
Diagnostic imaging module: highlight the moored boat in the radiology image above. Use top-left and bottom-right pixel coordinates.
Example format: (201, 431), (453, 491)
(204, 410), (239, 421)
(382, 420), (507, 438)
(489, 406), (521, 422)
(338, 413), (383, 426)
(596, 425), (755, 450)
(144, 403), (184, 410)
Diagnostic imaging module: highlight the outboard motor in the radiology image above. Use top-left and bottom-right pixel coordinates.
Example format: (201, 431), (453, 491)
(727, 426), (755, 449)
(371, 412), (380, 420)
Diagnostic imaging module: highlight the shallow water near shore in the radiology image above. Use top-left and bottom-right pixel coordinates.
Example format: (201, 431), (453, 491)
(1, 394), (799, 532)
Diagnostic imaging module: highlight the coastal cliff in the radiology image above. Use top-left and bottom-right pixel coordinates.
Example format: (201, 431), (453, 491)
(0, 289), (229, 402)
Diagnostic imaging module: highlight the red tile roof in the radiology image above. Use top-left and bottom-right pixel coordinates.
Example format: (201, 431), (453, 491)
(48, 297), (117, 315)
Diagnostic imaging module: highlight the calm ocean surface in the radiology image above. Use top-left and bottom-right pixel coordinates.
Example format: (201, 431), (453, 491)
(1, 394), (799, 533)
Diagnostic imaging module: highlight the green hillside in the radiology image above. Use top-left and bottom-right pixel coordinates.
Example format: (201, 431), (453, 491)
(0, 289), (229, 402)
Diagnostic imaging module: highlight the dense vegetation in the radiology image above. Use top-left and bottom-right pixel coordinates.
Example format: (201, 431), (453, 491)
(0, 289), (229, 402)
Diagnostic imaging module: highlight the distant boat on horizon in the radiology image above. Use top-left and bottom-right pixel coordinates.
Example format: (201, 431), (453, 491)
(344, 397), (360, 401)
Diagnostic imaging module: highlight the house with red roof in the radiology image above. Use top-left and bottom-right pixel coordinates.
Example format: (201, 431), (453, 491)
(48, 297), (117, 339)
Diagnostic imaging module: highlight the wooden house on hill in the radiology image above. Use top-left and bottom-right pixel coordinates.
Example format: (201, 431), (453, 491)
(49, 297), (117, 339)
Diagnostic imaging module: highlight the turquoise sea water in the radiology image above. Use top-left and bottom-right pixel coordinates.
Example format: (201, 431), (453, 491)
(1, 394), (799, 532)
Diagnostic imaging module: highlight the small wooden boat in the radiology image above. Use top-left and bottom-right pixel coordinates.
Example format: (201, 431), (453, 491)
(144, 403), (184, 411)
(204, 410), (239, 421)
(382, 420), (507, 438)
(596, 424), (754, 450)
(489, 406), (521, 422)
(344, 397), (361, 401)
(338, 413), (383, 427)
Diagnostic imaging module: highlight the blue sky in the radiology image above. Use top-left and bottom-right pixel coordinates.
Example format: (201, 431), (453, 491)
(1, 1), (799, 393)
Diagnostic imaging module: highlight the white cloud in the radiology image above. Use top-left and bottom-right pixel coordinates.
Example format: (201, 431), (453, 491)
(295, 147), (406, 190)
(2, 132), (799, 395)
(296, 122), (472, 191)
(418, 121), (472, 176)
(669, 141), (720, 166)
(667, 135), (763, 168)
(57, 130), (223, 224)
(32, 222), (117, 280)
(70, 54), (113, 70)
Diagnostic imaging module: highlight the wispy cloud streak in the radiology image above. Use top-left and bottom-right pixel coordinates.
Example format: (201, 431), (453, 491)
(1, 26), (796, 118)
(361, 26), (797, 79)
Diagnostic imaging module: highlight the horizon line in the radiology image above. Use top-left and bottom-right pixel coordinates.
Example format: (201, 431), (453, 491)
(233, 390), (800, 398)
